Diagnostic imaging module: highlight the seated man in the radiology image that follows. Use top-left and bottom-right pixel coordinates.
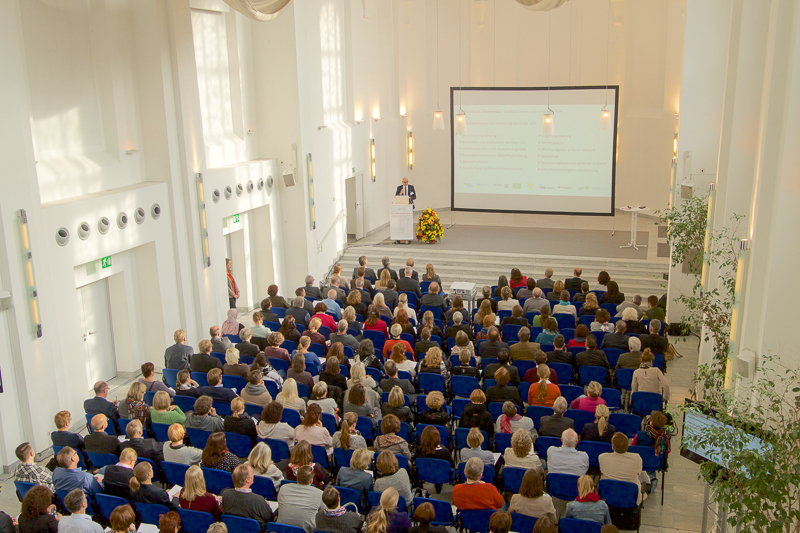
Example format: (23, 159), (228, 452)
(546, 334), (576, 370)
(500, 305), (528, 327)
(14, 442), (54, 492)
(139, 361), (175, 397)
(259, 298), (282, 324)
(379, 360), (414, 395)
(516, 278), (536, 300)
(316, 486), (364, 533)
(576, 335), (610, 383)
(510, 327), (540, 361)
(51, 411), (89, 467)
(616, 338), (644, 370)
(210, 325), (233, 354)
(191, 339), (224, 374)
(235, 328), (260, 358)
(164, 329), (193, 370)
(539, 397), (574, 437)
(303, 275), (323, 300)
(572, 282), (590, 302)
(329, 320), (360, 351)
(84, 381), (120, 434)
(599, 432), (651, 504)
(564, 268), (586, 291)
(452, 457), (504, 510)
(445, 312), (473, 340)
(536, 268), (556, 290)
(60, 489), (103, 533)
(277, 465), (325, 533)
(482, 350), (520, 386)
(419, 282), (446, 314)
(51, 447), (103, 496)
(84, 414), (121, 457)
(286, 297), (311, 328)
(639, 319), (669, 355)
(184, 395), (225, 432)
(600, 320), (630, 350)
(191, 368), (239, 403)
(414, 327), (439, 357)
(616, 295), (645, 320)
(546, 429), (589, 476)
(294, 288), (315, 315)
(377, 279), (399, 309)
(479, 327), (508, 360)
(522, 288), (550, 314)
(120, 419), (164, 463)
(321, 289), (342, 321)
(102, 448), (137, 500)
(643, 295), (666, 321)
(221, 464), (275, 530)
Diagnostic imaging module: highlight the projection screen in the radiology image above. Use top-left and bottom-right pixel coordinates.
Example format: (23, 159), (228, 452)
(451, 86), (619, 215)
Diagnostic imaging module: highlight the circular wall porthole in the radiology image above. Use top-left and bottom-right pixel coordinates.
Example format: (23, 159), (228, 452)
(77, 222), (91, 240)
(224, 186), (232, 200)
(266, 176), (274, 189)
(56, 227), (70, 246)
(117, 212), (128, 229)
(98, 217), (110, 234)
(236, 184), (244, 197)
(257, 178), (264, 190)
(151, 204), (161, 220)
(247, 181), (254, 194)
(213, 189), (221, 203)
(134, 208), (146, 224)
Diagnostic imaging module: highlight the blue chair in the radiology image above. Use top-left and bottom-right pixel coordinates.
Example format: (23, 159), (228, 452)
(400, 292), (418, 307)
(451, 398), (470, 419)
(213, 402), (233, 416)
(363, 329), (386, 349)
(535, 436), (561, 459)
(137, 503), (171, 525)
(616, 368), (635, 391)
(381, 392), (412, 406)
(565, 409), (596, 431)
(264, 380), (279, 398)
(178, 509), (217, 533)
(548, 363), (574, 384)
(502, 325), (522, 341)
(270, 307), (286, 318)
(311, 444), (332, 469)
(173, 395), (196, 413)
(117, 418), (132, 435)
(269, 358), (289, 376)
(546, 472), (581, 501)
(455, 427), (487, 450)
(515, 360), (537, 377)
(498, 310), (512, 321)
(52, 446), (85, 469)
(488, 402), (513, 421)
(162, 369), (179, 388)
(451, 375), (480, 398)
(598, 479), (641, 528)
(420, 306), (442, 320)
(225, 515), (263, 533)
(413, 497), (455, 526)
(559, 384), (584, 405)
(320, 412), (337, 435)
(631, 444), (667, 504)
(356, 416), (375, 441)
(609, 413), (641, 438)
(600, 303), (617, 314)
(501, 466), (527, 493)
(309, 343), (326, 361)
(191, 372), (210, 387)
(603, 349), (624, 368)
(162, 461), (190, 487)
(368, 492), (407, 512)
(332, 485), (362, 512)
(559, 517), (603, 533)
(494, 432), (513, 453)
(458, 509), (494, 533)
(601, 388), (622, 411)
(397, 422), (412, 443)
(244, 403), (264, 417)
(578, 315), (595, 327)
(264, 438), (291, 462)
(591, 331), (607, 345)
(519, 382), (533, 403)
(334, 448), (355, 470)
(14, 481), (36, 501)
(560, 329), (576, 342)
(510, 513), (538, 533)
(224, 334), (242, 344)
(86, 452), (118, 469)
(251, 474), (277, 500)
(202, 468), (233, 494)
(419, 373), (446, 394)
(456, 462), (494, 483)
(265, 320), (282, 331)
(577, 441), (613, 468)
(83, 413), (95, 434)
(366, 366), (382, 382)
(526, 405), (554, 429)
(95, 494), (129, 520)
(281, 408), (301, 426)
(483, 379), (497, 390)
(185, 428), (212, 449)
(416, 458), (454, 486)
(221, 375), (247, 391)
(280, 340), (298, 352)
(631, 391), (664, 416)
(555, 314), (577, 330)
(152, 422), (171, 442)
(578, 365), (608, 386)
(225, 432), (252, 458)
(415, 424), (449, 446)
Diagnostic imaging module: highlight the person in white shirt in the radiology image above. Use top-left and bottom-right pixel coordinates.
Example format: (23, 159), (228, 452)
(598, 432), (651, 504)
(546, 428), (589, 476)
(552, 291), (577, 319)
(59, 489), (102, 533)
(249, 313), (272, 338)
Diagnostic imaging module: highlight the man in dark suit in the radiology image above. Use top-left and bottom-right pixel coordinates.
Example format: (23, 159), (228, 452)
(478, 328), (508, 359)
(235, 329), (260, 358)
(420, 282), (446, 313)
(326, 279), (347, 302)
(192, 340), (224, 373)
(120, 420), (164, 463)
(396, 267), (421, 299)
(445, 312), (473, 340)
(193, 369), (238, 402)
(302, 275), (322, 300)
(378, 361), (414, 395)
(351, 256), (377, 281)
(353, 278), (373, 306)
(258, 299), (281, 324)
(398, 258), (419, 280)
(84, 414), (121, 457)
(84, 381), (120, 434)
(102, 448), (137, 500)
(539, 397), (574, 437)
(482, 351), (520, 385)
(164, 329), (193, 370)
(286, 297), (311, 328)
(639, 319), (669, 354)
(564, 267), (586, 291)
(600, 321), (631, 350)
(615, 337), (644, 370)
(376, 257), (398, 282)
(395, 177), (416, 208)
(536, 268), (556, 290)
(377, 279), (399, 309)
(576, 335), (610, 384)
(294, 288), (315, 315)
(210, 326), (232, 354)
(546, 335), (576, 370)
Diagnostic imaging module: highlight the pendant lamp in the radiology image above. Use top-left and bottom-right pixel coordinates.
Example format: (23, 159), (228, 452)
(599, 0), (613, 130)
(455, 1), (467, 135)
(433, 1), (444, 130)
(540, 11), (554, 137)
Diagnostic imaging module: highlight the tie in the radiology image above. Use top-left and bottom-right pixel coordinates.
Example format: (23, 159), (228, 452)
(404, 186), (407, 196)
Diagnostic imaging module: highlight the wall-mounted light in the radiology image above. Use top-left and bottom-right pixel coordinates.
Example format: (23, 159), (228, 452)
(370, 139), (376, 182)
(125, 149), (138, 155)
(700, 183), (717, 292)
(407, 132), (414, 170)
(726, 238), (751, 387)
(195, 173), (210, 267)
(673, 132), (678, 157)
(307, 154), (316, 230)
(356, 117), (366, 124)
(247, 129), (256, 135)
(373, 116), (382, 122)
(17, 209), (42, 338)
(400, 113), (408, 118)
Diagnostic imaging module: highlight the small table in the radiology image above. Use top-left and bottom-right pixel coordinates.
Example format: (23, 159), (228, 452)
(619, 206), (648, 250)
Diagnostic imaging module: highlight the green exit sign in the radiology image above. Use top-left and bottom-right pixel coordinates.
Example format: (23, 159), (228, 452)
(233, 214), (240, 223)
(101, 256), (112, 269)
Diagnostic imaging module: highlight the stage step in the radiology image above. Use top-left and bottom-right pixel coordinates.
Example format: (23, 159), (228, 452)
(328, 244), (669, 298)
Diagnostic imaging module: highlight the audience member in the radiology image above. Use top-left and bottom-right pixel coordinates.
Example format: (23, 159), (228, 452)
(257, 402), (295, 445)
(453, 457), (504, 510)
(241, 370), (273, 406)
(600, 320), (629, 350)
(50, 412), (88, 466)
(640, 319), (669, 354)
(501, 305), (528, 327)
(151, 391), (185, 425)
(84, 381), (120, 432)
(599, 281), (625, 305)
(486, 368), (524, 413)
(414, 327), (438, 356)
(643, 295), (666, 321)
(616, 295), (645, 320)
(536, 268), (556, 290)
(419, 347), (450, 386)
(287, 354), (315, 392)
(263, 332), (292, 369)
(249, 312), (272, 339)
(387, 344), (416, 379)
(180, 465), (223, 520)
(459, 427), (495, 466)
(546, 429), (589, 476)
(576, 335), (610, 379)
(267, 284), (291, 309)
(564, 475), (612, 524)
(553, 291), (577, 319)
(528, 365), (561, 407)
(175, 370), (199, 392)
(458, 389), (495, 438)
(523, 288), (550, 314)
(616, 337), (644, 370)
(366, 487), (411, 533)
(102, 448), (137, 499)
(187, 368), (238, 403)
(451, 331), (476, 363)
(224, 397), (258, 446)
(221, 347), (249, 379)
(286, 297), (311, 328)
(308, 381), (338, 418)
(535, 319), (559, 345)
(445, 297), (469, 325)
(497, 286), (516, 311)
(632, 349), (670, 400)
(374, 415), (411, 458)
(163, 424), (202, 465)
(277, 465), (325, 533)
(185, 396), (224, 432)
(335, 448), (373, 503)
(546, 335), (575, 369)
(59, 488), (101, 533)
(221, 464), (275, 529)
(259, 300), (281, 324)
(247, 441), (284, 489)
(164, 329), (193, 370)
(304, 318), (330, 354)
(508, 469), (557, 523)
(130, 460), (177, 509)
(333, 412), (367, 450)
(373, 452), (413, 505)
(496, 401), (535, 440)
(410, 502), (447, 533)
(532, 306), (551, 328)
(418, 391), (449, 426)
(275, 378), (307, 415)
(591, 309), (614, 333)
(120, 419), (164, 463)
(483, 350), (520, 384)
(330, 320), (360, 350)
(14, 443), (54, 492)
(539, 397), (574, 437)
(509, 268), (528, 290)
(192, 340), (224, 373)
(316, 486), (364, 533)
(393, 293), (417, 323)
(451, 350), (480, 379)
(479, 327), (508, 360)
(381, 386), (413, 424)
(119, 382), (149, 425)
(573, 282), (591, 303)
(599, 432), (650, 504)
(200, 432), (239, 473)
(286, 440), (329, 488)
(235, 329), (260, 359)
(476, 287), (498, 314)
(571, 381), (607, 412)
(567, 324), (590, 348)
(294, 403), (333, 455)
(621, 307), (646, 334)
(415, 426), (453, 466)
(18, 485), (59, 533)
(510, 327), (540, 361)
(221, 309), (244, 335)
(595, 271), (611, 292)
(280, 315), (303, 344)
(503, 429), (543, 475)
(580, 405), (616, 444)
(491, 512), (514, 533)
(107, 505), (136, 533)
(547, 281), (565, 302)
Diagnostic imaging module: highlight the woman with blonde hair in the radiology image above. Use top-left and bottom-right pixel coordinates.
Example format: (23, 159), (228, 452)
(474, 299), (494, 329)
(335, 448), (373, 504)
(347, 361), (378, 390)
(571, 381), (607, 412)
(564, 475), (612, 525)
(223, 397), (258, 445)
(343, 306), (363, 334)
(580, 293), (600, 316)
(527, 365), (561, 407)
(498, 286), (516, 312)
(179, 466), (222, 519)
(459, 426), (495, 466)
(151, 391), (185, 425)
(418, 347), (451, 386)
(347, 290), (367, 320)
(547, 280), (565, 301)
(366, 487), (410, 533)
(419, 311), (443, 340)
(393, 293), (417, 323)
(381, 386), (413, 424)
(130, 460), (177, 509)
(275, 378), (307, 415)
(373, 415), (411, 458)
(121, 382), (150, 424)
(421, 263), (441, 286)
(418, 391), (449, 426)
(503, 429), (544, 475)
(247, 441), (284, 488)
(163, 424), (203, 466)
(370, 292), (393, 319)
(580, 405), (616, 444)
(332, 412), (367, 450)
(223, 347), (250, 379)
(376, 269), (391, 290)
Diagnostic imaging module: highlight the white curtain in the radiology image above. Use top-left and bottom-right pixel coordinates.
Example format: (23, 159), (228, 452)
(514, 0), (570, 11)
(222, 0), (292, 21)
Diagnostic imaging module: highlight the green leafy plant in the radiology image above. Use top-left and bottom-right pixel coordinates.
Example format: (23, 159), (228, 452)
(681, 355), (800, 533)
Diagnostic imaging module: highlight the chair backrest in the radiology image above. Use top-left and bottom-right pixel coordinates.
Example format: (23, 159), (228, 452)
(221, 374), (247, 391)
(263, 438), (291, 462)
(631, 391), (663, 416)
(608, 413), (642, 438)
(191, 372), (210, 387)
(630, 445), (665, 472)
(555, 314), (576, 330)
(603, 349), (624, 368)
(616, 368), (635, 390)
(213, 401), (233, 416)
(420, 306), (442, 320)
(558, 384), (584, 405)
(509, 513), (538, 533)
(311, 444), (331, 469)
(225, 514), (264, 533)
(577, 441), (613, 467)
(500, 466), (527, 493)
(418, 373), (446, 394)
(598, 478), (640, 508)
(185, 428), (212, 449)
(86, 452), (118, 469)
(172, 395), (196, 413)
(95, 494), (130, 520)
(201, 467), (234, 494)
(455, 427), (487, 450)
(451, 398), (470, 419)
(269, 358), (289, 375)
(319, 412), (337, 435)
(415, 424), (449, 446)
(565, 409), (596, 430)
(177, 509), (217, 533)
(488, 402), (513, 421)
(413, 497), (454, 526)
(525, 405), (554, 429)
(161, 461), (191, 487)
(458, 509), (495, 533)
(305, 362), (319, 377)
(334, 447), (355, 470)
(577, 365), (607, 386)
(366, 366), (382, 382)
(162, 369), (179, 388)
(494, 431), (512, 453)
(600, 388), (621, 411)
(451, 375), (480, 398)
(548, 362), (574, 384)
(363, 329), (386, 348)
(270, 307), (286, 318)
(250, 474), (277, 500)
(224, 334), (242, 344)
(332, 485), (362, 512)
(367, 492), (407, 511)
(143, 391), (156, 406)
(137, 502), (172, 525)
(356, 416), (375, 440)
(546, 472), (581, 501)
(225, 432), (253, 458)
(515, 359), (537, 377)
(559, 517), (603, 533)
(117, 418), (132, 435)
(280, 408), (302, 427)
(415, 457), (453, 485)
(14, 481), (36, 502)
(151, 422), (171, 442)
(535, 436), (561, 458)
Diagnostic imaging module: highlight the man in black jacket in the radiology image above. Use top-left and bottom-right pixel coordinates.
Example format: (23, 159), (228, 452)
(378, 361), (414, 395)
(210, 326), (232, 354)
(546, 335), (576, 370)
(457, 389), (494, 438)
(576, 335), (610, 384)
(478, 328), (508, 360)
(600, 321), (631, 350)
(420, 282), (447, 314)
(102, 448), (137, 500)
(376, 256), (398, 282)
(286, 297), (311, 328)
(235, 329), (260, 358)
(445, 312), (473, 340)
(564, 267), (586, 291)
(302, 275), (322, 300)
(482, 350), (520, 386)
(396, 267), (421, 299)
(84, 414), (121, 457)
(183, 369), (238, 403)
(639, 319), (669, 354)
(120, 420), (164, 463)
(84, 381), (121, 434)
(377, 279), (399, 309)
(351, 256), (377, 281)
(191, 340), (224, 373)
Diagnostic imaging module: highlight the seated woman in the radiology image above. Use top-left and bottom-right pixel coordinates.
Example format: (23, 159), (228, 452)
(388, 343), (417, 379)
(415, 425), (453, 466)
(375, 269), (391, 291)
(632, 349), (670, 401)
(422, 263), (443, 286)
(384, 324), (414, 359)
(121, 382), (150, 425)
(328, 342), (352, 370)
(571, 381), (607, 412)
(495, 401), (536, 440)
(373, 453), (413, 507)
(547, 281), (566, 301)
(200, 433), (239, 473)
(508, 469), (557, 523)
(221, 308), (244, 335)
(347, 361), (378, 390)
(501, 305), (528, 327)
(595, 271), (611, 292)
(417, 391), (449, 427)
(553, 291), (577, 320)
(247, 441), (283, 489)
(622, 306), (647, 334)
(308, 382), (339, 419)
(392, 308), (416, 336)
(452, 457), (504, 511)
(418, 311), (443, 341)
(451, 349), (480, 379)
(494, 276), (510, 298)
(497, 286), (516, 312)
(373, 415), (411, 458)
(312, 302), (338, 332)
(178, 465), (223, 520)
(509, 268), (528, 291)
(370, 292), (393, 320)
(412, 502), (448, 533)
(353, 339), (382, 371)
(414, 327), (439, 357)
(275, 378), (307, 416)
(458, 389), (495, 439)
(445, 295), (469, 324)
(580, 405), (615, 444)
(393, 293), (418, 323)
(503, 429), (544, 476)
(175, 369), (199, 391)
(151, 391), (186, 425)
(335, 448), (373, 505)
(223, 347), (250, 379)
(475, 315), (496, 341)
(285, 440), (328, 489)
(485, 367), (524, 412)
(303, 319), (329, 356)
(18, 485), (59, 533)
(580, 293), (600, 317)
(367, 488), (411, 533)
(163, 424), (202, 466)
(279, 315), (302, 344)
(224, 397), (258, 446)
(333, 412), (367, 450)
(564, 475), (612, 525)
(130, 461), (177, 509)
(590, 309), (614, 333)
(599, 281), (624, 305)
(343, 306), (364, 335)
(257, 401), (296, 445)
(474, 298), (495, 328)
(527, 364), (561, 407)
(287, 354), (315, 392)
(450, 331), (476, 365)
(418, 347), (450, 386)
(567, 324), (590, 349)
(459, 427), (495, 466)
(343, 383), (379, 426)
(534, 319), (560, 346)
(532, 306), (551, 328)
(293, 336), (319, 367)
(364, 311), (388, 339)
(381, 386), (413, 425)
(294, 403), (333, 455)
(348, 291), (368, 321)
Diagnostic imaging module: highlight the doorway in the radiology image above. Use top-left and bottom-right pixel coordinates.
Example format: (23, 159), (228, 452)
(223, 218), (248, 311)
(78, 279), (117, 385)
(345, 173), (365, 240)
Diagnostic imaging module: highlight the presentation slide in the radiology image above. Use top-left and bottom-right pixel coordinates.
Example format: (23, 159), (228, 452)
(451, 87), (618, 215)
(681, 408), (768, 470)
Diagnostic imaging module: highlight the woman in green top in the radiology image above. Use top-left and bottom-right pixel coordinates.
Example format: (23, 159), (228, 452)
(532, 306), (551, 328)
(150, 391), (186, 425)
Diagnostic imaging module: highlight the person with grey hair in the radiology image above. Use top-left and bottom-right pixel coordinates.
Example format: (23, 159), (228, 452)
(377, 256), (398, 282)
(329, 320), (360, 350)
(377, 278), (399, 309)
(546, 428), (589, 476)
(536, 268), (555, 290)
(523, 288), (550, 314)
(640, 318), (669, 355)
(321, 289), (342, 320)
(286, 296), (311, 328)
(351, 257), (376, 281)
(399, 257), (419, 280)
(616, 337), (643, 371)
(235, 329), (259, 358)
(396, 266), (421, 298)
(600, 320), (630, 350)
(354, 277), (373, 305)
(303, 275), (322, 300)
(445, 311), (473, 341)
(510, 327), (540, 361)
(420, 282), (447, 313)
(616, 294), (645, 319)
(539, 397), (574, 437)
(60, 488), (103, 533)
(452, 457), (504, 511)
(327, 277), (347, 301)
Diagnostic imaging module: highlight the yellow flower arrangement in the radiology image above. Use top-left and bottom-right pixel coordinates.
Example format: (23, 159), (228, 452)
(415, 208), (444, 243)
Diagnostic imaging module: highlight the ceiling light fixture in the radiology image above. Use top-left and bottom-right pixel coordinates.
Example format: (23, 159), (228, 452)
(541, 10), (554, 137)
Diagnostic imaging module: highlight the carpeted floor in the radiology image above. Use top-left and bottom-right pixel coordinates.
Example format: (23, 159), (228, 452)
(382, 224), (651, 259)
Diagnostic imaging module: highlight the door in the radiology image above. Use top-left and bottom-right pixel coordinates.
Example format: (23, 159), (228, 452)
(345, 173), (365, 240)
(78, 279), (117, 386)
